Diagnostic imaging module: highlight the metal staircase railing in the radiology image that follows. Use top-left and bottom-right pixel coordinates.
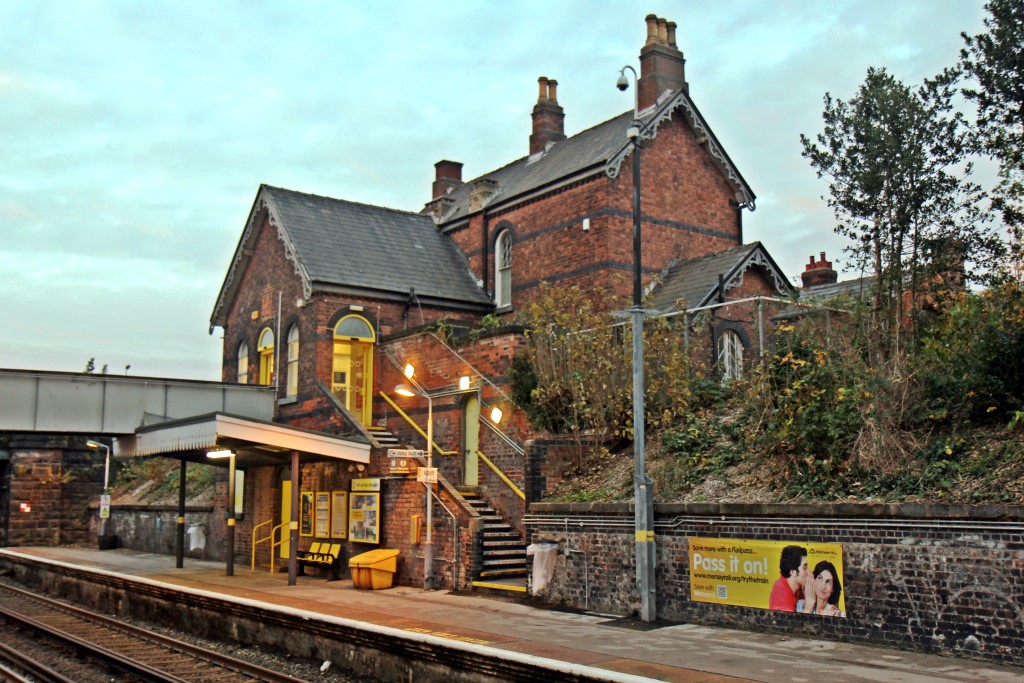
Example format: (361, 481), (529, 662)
(251, 519), (288, 573)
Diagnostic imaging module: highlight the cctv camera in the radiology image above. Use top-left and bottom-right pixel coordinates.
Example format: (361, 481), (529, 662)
(616, 80), (629, 92)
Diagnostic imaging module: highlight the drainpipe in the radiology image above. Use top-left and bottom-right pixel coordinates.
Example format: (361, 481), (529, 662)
(481, 212), (490, 297)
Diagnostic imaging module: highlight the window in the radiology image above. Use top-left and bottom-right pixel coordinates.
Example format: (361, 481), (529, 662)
(332, 315), (375, 425)
(718, 330), (743, 382)
(257, 327), (275, 385)
(496, 229), (512, 308)
(237, 341), (249, 384)
(286, 325), (300, 397)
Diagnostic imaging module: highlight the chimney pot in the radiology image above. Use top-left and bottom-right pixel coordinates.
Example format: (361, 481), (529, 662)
(537, 76), (549, 100)
(645, 14), (658, 45)
(548, 79), (558, 102)
(657, 17), (668, 44)
(667, 21), (677, 48)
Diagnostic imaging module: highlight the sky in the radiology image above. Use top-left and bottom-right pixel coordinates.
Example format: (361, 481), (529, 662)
(0, 1), (992, 380)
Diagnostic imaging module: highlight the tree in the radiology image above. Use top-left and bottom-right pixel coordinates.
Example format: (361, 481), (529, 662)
(961, 0), (1024, 257)
(84, 357), (95, 374)
(801, 67), (1002, 358)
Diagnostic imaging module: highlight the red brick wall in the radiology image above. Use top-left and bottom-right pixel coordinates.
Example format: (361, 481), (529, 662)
(443, 114), (743, 315)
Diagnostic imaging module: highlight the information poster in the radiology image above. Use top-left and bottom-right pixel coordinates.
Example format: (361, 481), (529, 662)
(314, 491), (331, 537)
(688, 537), (846, 617)
(300, 491), (314, 537)
(330, 491), (348, 539)
(349, 492), (380, 543)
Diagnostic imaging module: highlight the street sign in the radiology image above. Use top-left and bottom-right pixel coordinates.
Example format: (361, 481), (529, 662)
(388, 449), (426, 458)
(416, 467), (438, 484)
(100, 494), (111, 519)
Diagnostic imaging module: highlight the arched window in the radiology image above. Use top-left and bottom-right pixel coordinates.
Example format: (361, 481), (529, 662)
(237, 341), (249, 384)
(257, 327), (275, 385)
(286, 325), (300, 397)
(495, 229), (512, 308)
(332, 314), (375, 425)
(718, 330), (743, 383)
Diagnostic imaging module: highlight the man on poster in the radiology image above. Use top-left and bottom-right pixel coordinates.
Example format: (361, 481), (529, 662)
(768, 545), (807, 611)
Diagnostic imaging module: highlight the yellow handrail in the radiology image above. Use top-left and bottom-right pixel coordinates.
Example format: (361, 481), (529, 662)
(379, 391), (457, 456)
(251, 519), (289, 573)
(478, 449), (525, 500)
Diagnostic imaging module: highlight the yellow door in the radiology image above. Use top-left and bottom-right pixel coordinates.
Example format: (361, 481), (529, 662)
(279, 480), (291, 560)
(332, 340), (373, 425)
(463, 395), (480, 486)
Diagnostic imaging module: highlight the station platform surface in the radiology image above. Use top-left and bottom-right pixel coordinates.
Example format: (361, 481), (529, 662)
(2, 546), (1022, 683)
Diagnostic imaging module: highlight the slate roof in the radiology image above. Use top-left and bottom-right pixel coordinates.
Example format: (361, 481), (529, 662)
(210, 186), (491, 329)
(800, 276), (872, 302)
(437, 88), (755, 224)
(648, 242), (794, 313)
(438, 112), (635, 223)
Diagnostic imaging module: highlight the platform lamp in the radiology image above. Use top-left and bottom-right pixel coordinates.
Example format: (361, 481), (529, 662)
(616, 64), (656, 623)
(207, 449), (237, 576)
(85, 440), (111, 540)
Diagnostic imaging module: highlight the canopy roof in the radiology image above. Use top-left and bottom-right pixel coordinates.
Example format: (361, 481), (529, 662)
(114, 412), (371, 468)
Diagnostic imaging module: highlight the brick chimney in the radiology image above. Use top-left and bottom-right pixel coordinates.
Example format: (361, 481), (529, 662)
(530, 76), (565, 155)
(801, 252), (838, 288)
(637, 14), (687, 111)
(432, 160), (463, 199)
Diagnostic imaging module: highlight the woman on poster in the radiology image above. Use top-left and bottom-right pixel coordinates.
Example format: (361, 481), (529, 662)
(799, 560), (845, 617)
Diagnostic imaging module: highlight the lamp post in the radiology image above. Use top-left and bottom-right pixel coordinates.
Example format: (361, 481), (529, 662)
(395, 368), (436, 590)
(395, 365), (476, 590)
(208, 449), (237, 576)
(86, 439), (111, 541)
(617, 64), (657, 623)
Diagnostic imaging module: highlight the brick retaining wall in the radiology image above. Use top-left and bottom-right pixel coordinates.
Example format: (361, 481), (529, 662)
(525, 502), (1024, 665)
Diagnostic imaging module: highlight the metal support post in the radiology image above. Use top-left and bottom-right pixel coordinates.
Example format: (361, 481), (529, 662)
(226, 453), (236, 576)
(629, 105), (656, 623)
(176, 460), (186, 568)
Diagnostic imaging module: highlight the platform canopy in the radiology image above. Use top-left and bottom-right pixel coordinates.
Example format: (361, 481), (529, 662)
(113, 412), (371, 467)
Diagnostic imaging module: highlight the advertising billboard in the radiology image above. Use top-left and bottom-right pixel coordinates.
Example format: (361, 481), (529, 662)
(689, 537), (846, 617)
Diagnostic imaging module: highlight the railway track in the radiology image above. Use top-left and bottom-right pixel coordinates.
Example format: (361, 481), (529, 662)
(0, 582), (309, 682)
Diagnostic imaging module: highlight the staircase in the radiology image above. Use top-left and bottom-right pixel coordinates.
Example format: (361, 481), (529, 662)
(366, 425), (399, 448)
(461, 489), (527, 593)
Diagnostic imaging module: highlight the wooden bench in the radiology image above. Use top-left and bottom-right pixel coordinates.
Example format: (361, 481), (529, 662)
(297, 541), (343, 580)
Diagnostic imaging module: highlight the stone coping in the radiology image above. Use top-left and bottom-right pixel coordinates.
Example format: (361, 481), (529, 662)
(529, 500), (1024, 520)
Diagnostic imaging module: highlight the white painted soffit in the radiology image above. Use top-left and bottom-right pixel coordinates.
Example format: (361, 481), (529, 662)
(114, 414), (370, 463)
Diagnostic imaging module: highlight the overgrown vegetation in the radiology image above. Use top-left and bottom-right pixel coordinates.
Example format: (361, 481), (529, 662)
(112, 457), (217, 504)
(517, 281), (1023, 504)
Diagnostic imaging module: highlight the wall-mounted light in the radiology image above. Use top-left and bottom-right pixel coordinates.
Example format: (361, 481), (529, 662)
(459, 376), (470, 391)
(489, 406), (503, 424)
(394, 383), (419, 398)
(207, 450), (235, 459)
(404, 363), (416, 379)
